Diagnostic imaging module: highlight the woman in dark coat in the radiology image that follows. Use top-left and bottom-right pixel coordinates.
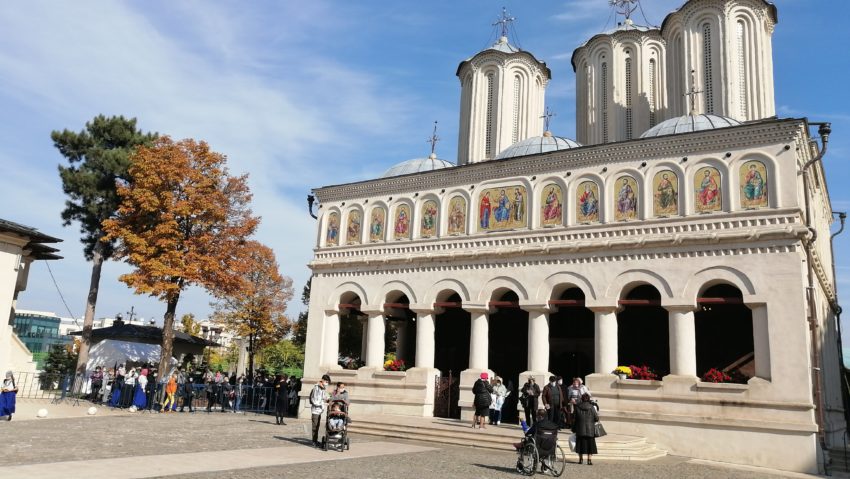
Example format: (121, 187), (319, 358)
(471, 372), (493, 429)
(275, 375), (289, 425)
(573, 393), (599, 465)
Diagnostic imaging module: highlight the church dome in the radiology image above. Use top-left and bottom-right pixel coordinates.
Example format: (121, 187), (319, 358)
(640, 114), (742, 138)
(495, 131), (582, 160)
(381, 153), (454, 178)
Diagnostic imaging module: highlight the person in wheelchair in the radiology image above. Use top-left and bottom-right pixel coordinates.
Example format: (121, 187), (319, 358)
(514, 408), (561, 473)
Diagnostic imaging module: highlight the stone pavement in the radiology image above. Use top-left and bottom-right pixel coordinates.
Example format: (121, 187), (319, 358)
(0, 401), (826, 478)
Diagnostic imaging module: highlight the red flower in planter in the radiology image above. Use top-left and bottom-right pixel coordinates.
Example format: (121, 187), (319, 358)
(702, 368), (732, 383)
(384, 359), (407, 372)
(627, 364), (658, 380)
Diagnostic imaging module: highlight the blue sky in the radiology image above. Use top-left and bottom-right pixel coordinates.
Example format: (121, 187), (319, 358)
(1, 1), (847, 329)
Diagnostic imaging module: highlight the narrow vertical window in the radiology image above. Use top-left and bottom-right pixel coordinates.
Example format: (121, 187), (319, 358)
(625, 55), (633, 140)
(648, 58), (657, 127)
(512, 75), (521, 142)
(601, 61), (608, 143)
(485, 72), (495, 158)
(703, 23), (714, 114)
(737, 20), (749, 119)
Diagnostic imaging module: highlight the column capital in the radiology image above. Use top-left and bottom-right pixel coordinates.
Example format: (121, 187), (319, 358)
(519, 302), (550, 313)
(588, 305), (619, 314)
(359, 306), (384, 317)
(408, 303), (434, 315)
(463, 303), (491, 314)
(665, 304), (697, 313)
(323, 306), (340, 315)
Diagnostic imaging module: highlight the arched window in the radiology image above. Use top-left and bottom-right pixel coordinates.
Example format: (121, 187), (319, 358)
(736, 20), (749, 119)
(485, 72), (496, 158)
(618, 285), (669, 377)
(648, 58), (658, 127)
(695, 284), (753, 381)
(512, 74), (522, 143)
(703, 23), (714, 114)
(601, 61), (609, 143)
(625, 54), (633, 140)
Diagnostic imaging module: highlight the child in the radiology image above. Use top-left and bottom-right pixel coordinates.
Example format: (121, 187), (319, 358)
(327, 402), (345, 432)
(162, 373), (177, 413)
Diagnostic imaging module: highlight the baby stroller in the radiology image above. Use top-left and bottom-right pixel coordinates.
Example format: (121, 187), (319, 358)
(321, 399), (350, 452)
(516, 421), (566, 476)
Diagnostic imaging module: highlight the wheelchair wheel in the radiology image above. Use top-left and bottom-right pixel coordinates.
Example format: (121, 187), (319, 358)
(515, 442), (538, 476)
(545, 445), (566, 477)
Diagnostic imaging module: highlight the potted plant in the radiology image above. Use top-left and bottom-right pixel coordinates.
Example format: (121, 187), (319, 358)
(383, 358), (407, 372)
(702, 368), (749, 384)
(613, 366), (631, 380)
(627, 364), (659, 381)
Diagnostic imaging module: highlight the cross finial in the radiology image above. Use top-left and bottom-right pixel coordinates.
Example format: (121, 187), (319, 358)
(427, 121), (440, 156)
(609, 0), (639, 22)
(540, 107), (556, 132)
(493, 7), (515, 38)
(684, 69), (703, 115)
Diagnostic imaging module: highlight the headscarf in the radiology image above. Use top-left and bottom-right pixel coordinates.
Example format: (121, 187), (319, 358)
(140, 369), (148, 377)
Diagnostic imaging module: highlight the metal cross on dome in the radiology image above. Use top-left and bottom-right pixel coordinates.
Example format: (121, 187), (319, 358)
(493, 7), (515, 38)
(540, 107), (556, 132)
(427, 121), (440, 155)
(684, 69), (703, 115)
(609, 0), (639, 21)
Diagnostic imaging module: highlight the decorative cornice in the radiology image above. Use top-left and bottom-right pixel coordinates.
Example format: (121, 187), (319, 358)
(313, 119), (803, 204)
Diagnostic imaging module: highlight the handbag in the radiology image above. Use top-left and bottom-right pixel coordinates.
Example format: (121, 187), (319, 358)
(593, 422), (607, 438)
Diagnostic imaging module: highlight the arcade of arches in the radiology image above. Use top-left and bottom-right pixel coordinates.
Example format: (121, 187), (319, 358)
(324, 282), (763, 394)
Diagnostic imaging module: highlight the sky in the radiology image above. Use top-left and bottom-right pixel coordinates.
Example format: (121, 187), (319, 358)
(0, 0), (847, 331)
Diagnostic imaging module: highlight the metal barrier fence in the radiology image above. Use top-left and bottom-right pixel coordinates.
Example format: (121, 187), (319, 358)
(8, 372), (300, 416)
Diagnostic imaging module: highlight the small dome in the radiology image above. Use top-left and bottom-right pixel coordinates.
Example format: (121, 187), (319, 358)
(495, 131), (582, 160)
(640, 114), (742, 138)
(381, 153), (454, 178)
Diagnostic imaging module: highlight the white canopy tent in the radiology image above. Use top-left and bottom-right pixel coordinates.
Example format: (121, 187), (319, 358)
(85, 339), (179, 371)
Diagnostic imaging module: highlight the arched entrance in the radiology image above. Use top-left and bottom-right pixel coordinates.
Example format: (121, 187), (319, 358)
(434, 292), (468, 419)
(696, 284), (754, 380)
(338, 293), (364, 368)
(617, 285), (670, 377)
(384, 293), (416, 368)
(548, 287), (594, 381)
(488, 290), (527, 423)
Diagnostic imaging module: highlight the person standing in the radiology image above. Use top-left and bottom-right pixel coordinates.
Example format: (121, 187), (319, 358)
(275, 375), (288, 425)
(490, 376), (507, 425)
(233, 376), (244, 413)
(574, 393), (599, 465)
(180, 376), (195, 413)
(0, 371), (17, 421)
(132, 369), (148, 410)
(541, 376), (563, 425)
(472, 372), (493, 429)
(89, 367), (104, 403)
(162, 373), (177, 413)
(310, 374), (331, 447)
(521, 377), (541, 426)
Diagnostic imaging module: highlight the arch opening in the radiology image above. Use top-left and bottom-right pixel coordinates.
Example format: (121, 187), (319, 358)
(434, 292), (468, 419)
(617, 285), (669, 377)
(488, 290), (526, 423)
(549, 287), (595, 383)
(384, 293), (416, 369)
(338, 294), (364, 369)
(695, 284), (753, 381)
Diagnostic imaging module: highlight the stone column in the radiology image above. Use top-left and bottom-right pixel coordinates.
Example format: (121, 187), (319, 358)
(411, 308), (435, 369)
(364, 310), (386, 368)
(751, 304), (771, 380)
(467, 307), (489, 370)
(667, 306), (697, 377)
(322, 309), (340, 368)
(359, 316), (368, 362)
(591, 307), (618, 374)
(395, 320), (409, 362)
(523, 305), (550, 373)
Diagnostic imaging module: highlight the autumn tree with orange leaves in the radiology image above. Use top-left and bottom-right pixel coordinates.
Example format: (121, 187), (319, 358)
(103, 137), (259, 377)
(212, 241), (293, 377)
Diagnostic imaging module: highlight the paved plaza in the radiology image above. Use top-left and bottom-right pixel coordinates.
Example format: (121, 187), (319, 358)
(0, 402), (826, 478)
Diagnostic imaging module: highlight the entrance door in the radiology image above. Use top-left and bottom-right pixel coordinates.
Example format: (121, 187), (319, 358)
(549, 288), (594, 381)
(488, 291), (527, 424)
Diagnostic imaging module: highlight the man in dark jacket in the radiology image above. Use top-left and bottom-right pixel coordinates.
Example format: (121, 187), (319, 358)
(180, 377), (195, 412)
(472, 372), (493, 429)
(520, 376), (541, 426)
(541, 376), (563, 425)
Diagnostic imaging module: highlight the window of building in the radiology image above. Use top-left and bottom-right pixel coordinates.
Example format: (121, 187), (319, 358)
(703, 23), (714, 114)
(485, 72), (496, 158)
(601, 61), (609, 143)
(737, 20), (749, 119)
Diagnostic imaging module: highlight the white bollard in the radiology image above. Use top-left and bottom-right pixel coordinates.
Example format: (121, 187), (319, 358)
(87, 407), (98, 416)
(36, 408), (48, 418)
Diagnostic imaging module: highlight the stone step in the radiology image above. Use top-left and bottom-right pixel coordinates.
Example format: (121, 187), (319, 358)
(349, 418), (666, 461)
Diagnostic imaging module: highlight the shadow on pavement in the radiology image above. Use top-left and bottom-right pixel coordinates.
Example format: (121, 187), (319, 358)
(472, 463), (517, 474)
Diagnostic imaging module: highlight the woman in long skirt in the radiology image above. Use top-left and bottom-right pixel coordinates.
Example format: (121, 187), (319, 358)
(0, 371), (17, 421)
(573, 393), (599, 465)
(132, 369), (148, 410)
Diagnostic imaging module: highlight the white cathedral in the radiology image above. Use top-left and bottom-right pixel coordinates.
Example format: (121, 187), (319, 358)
(300, 0), (843, 473)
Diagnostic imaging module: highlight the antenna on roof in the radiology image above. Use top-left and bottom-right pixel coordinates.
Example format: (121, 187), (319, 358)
(684, 69), (703, 116)
(540, 107), (556, 133)
(493, 7), (516, 39)
(427, 121), (440, 156)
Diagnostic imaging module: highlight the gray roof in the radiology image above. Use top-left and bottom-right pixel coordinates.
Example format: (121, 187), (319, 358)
(0, 218), (62, 260)
(495, 133), (582, 160)
(640, 114), (742, 139)
(381, 154), (455, 178)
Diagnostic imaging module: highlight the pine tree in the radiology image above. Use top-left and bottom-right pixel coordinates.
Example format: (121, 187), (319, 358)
(292, 277), (311, 347)
(53, 115), (156, 375)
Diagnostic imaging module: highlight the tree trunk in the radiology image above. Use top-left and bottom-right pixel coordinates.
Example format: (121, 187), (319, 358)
(158, 292), (181, 378)
(75, 242), (105, 376)
(248, 332), (254, 379)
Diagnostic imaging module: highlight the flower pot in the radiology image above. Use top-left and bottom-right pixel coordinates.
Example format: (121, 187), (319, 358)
(617, 373), (628, 380)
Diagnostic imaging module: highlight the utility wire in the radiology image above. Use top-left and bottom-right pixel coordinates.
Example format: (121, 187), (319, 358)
(45, 261), (80, 326)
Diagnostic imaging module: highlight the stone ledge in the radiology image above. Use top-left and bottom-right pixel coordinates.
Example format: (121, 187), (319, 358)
(372, 370), (408, 379)
(695, 381), (750, 391)
(616, 378), (663, 388)
(602, 408), (818, 434)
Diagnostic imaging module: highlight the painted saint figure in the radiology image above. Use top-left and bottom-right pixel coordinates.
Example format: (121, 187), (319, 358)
(513, 188), (524, 222)
(696, 168), (721, 211)
(616, 177), (637, 219)
(743, 163), (766, 203)
(326, 213), (339, 246)
(394, 208), (410, 238)
(449, 197), (466, 234)
(421, 201), (438, 237)
(578, 182), (599, 221)
(655, 172), (677, 215)
(346, 211), (361, 244)
(542, 185), (562, 225)
(480, 192), (491, 229)
(369, 209), (384, 241)
(494, 189), (511, 223)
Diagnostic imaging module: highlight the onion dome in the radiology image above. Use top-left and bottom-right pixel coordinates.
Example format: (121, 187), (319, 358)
(381, 153), (454, 178)
(640, 114), (742, 138)
(495, 131), (582, 160)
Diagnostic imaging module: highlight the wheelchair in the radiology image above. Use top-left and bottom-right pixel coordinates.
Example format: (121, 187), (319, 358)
(515, 427), (566, 476)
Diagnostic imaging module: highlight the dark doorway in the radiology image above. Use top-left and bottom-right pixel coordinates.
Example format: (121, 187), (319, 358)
(434, 293), (470, 376)
(695, 284), (754, 378)
(338, 295), (363, 368)
(549, 288), (594, 381)
(617, 285), (669, 376)
(488, 290), (527, 424)
(385, 294), (416, 368)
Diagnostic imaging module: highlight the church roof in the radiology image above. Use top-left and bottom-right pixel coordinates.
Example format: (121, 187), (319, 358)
(640, 114), (742, 139)
(456, 37), (551, 79)
(0, 218), (63, 260)
(381, 153), (455, 178)
(495, 132), (582, 160)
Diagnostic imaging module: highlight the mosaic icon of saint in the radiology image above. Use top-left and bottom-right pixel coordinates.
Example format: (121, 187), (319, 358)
(513, 188), (524, 222)
(696, 168), (721, 212)
(578, 182), (599, 221)
(542, 185), (562, 225)
(654, 172), (677, 216)
(394, 208), (410, 238)
(615, 177), (637, 220)
(369, 209), (384, 241)
(480, 192), (491, 229)
(326, 213), (339, 246)
(494, 189), (511, 223)
(346, 211), (361, 244)
(742, 163), (767, 207)
(421, 201), (438, 237)
(448, 197), (466, 234)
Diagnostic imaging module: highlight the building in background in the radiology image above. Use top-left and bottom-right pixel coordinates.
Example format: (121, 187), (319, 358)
(12, 310), (73, 368)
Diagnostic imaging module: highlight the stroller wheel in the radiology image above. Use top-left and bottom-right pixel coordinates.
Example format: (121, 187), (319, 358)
(345, 437), (350, 450)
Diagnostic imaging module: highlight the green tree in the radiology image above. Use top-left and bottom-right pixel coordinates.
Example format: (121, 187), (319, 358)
(261, 339), (304, 375)
(42, 344), (79, 390)
(53, 115), (156, 375)
(180, 313), (201, 335)
(291, 277), (311, 347)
